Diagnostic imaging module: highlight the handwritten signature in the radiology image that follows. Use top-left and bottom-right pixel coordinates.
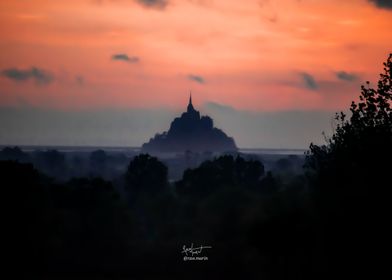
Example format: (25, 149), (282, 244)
(181, 243), (212, 256)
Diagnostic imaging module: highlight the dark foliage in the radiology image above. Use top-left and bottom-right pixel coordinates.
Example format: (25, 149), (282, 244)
(125, 153), (168, 197)
(306, 53), (392, 277)
(176, 155), (264, 197)
(33, 149), (67, 178)
(0, 146), (30, 162)
(1, 161), (134, 277)
(89, 149), (107, 177)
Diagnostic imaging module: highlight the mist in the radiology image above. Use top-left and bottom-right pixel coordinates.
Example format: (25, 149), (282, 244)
(0, 104), (335, 149)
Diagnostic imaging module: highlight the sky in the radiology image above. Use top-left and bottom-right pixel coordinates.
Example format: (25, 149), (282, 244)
(0, 0), (391, 148)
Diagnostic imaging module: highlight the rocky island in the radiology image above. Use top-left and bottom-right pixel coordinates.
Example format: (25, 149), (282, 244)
(142, 95), (237, 153)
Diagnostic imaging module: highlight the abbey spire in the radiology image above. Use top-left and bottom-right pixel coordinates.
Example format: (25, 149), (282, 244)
(187, 91), (195, 113)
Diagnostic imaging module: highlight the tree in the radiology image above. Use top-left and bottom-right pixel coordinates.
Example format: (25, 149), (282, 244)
(176, 155), (264, 197)
(306, 53), (391, 198)
(89, 149), (107, 176)
(305, 53), (392, 278)
(0, 146), (30, 162)
(33, 149), (66, 178)
(1, 160), (135, 277)
(124, 154), (168, 198)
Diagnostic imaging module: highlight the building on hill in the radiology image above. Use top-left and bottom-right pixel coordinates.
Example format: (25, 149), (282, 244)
(141, 94), (237, 153)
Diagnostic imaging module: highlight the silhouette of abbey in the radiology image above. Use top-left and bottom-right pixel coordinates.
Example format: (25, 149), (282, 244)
(142, 94), (237, 153)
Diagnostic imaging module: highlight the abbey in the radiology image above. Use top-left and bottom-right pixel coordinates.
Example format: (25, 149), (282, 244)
(141, 94), (237, 153)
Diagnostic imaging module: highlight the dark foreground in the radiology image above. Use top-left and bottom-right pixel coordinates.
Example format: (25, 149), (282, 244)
(0, 146), (389, 279)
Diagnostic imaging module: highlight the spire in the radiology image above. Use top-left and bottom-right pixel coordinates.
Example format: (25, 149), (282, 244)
(187, 90), (195, 113)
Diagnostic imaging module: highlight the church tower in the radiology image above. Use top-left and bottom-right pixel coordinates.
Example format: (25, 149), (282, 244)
(185, 91), (200, 119)
(187, 92), (195, 113)
(141, 90), (238, 153)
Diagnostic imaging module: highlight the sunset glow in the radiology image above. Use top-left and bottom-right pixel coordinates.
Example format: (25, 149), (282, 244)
(0, 0), (391, 148)
(1, 0), (391, 111)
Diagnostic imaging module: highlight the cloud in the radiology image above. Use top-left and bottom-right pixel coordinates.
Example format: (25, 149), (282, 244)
(111, 53), (140, 63)
(204, 101), (236, 113)
(368, 0), (392, 10)
(93, 0), (168, 10)
(336, 71), (358, 82)
(299, 72), (318, 90)
(188, 74), (205, 84)
(1, 67), (54, 85)
(135, 0), (168, 10)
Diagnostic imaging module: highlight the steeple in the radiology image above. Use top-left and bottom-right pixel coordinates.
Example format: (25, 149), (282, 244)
(187, 91), (195, 112)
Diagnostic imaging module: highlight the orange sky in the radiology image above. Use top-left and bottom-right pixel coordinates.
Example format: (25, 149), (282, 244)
(0, 0), (391, 112)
